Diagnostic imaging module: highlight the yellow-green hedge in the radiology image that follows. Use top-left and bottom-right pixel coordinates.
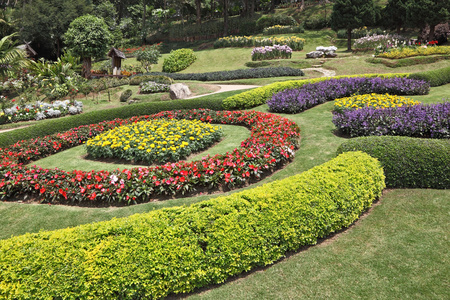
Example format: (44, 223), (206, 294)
(0, 151), (385, 299)
(222, 73), (410, 110)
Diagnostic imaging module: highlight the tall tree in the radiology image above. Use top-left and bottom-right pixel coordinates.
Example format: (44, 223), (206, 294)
(14, 0), (92, 59)
(330, 0), (378, 51)
(406, 0), (450, 40)
(223, 0), (229, 36)
(194, 0), (201, 24)
(382, 0), (408, 34)
(64, 15), (112, 79)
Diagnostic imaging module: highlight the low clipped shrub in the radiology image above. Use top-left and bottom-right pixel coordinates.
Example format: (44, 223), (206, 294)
(129, 75), (174, 85)
(408, 66), (450, 87)
(256, 14), (297, 30)
(332, 101), (450, 138)
(119, 89), (132, 102)
(148, 67), (304, 81)
(139, 81), (170, 94)
(244, 61), (271, 68)
(162, 48), (197, 73)
(366, 55), (450, 68)
(222, 73), (411, 110)
(0, 97), (225, 148)
(262, 25), (304, 35)
(0, 151), (385, 299)
(337, 136), (450, 188)
(267, 77), (429, 114)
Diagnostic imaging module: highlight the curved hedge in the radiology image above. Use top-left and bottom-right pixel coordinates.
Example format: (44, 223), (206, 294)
(0, 151), (385, 299)
(147, 67), (305, 81)
(222, 73), (410, 110)
(408, 65), (450, 87)
(337, 136), (450, 189)
(0, 109), (300, 205)
(0, 97), (224, 148)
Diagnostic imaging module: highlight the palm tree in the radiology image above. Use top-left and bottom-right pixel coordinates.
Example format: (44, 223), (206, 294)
(0, 33), (29, 80)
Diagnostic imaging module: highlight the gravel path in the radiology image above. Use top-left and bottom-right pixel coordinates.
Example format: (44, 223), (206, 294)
(302, 67), (336, 77)
(186, 84), (261, 99)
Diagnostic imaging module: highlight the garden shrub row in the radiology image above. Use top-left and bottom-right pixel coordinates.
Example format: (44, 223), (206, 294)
(162, 48), (197, 73)
(148, 67), (304, 81)
(268, 77), (429, 114)
(337, 137), (450, 189)
(0, 151), (385, 299)
(332, 101), (450, 138)
(222, 73), (410, 110)
(408, 65), (450, 87)
(366, 55), (450, 68)
(0, 97), (224, 148)
(129, 75), (174, 85)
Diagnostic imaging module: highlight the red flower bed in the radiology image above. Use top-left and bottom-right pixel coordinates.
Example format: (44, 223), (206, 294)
(0, 109), (300, 205)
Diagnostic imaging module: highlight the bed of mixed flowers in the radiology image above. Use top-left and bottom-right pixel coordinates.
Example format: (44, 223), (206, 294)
(333, 93), (420, 113)
(0, 109), (300, 205)
(86, 119), (223, 164)
(214, 35), (305, 51)
(251, 45), (293, 61)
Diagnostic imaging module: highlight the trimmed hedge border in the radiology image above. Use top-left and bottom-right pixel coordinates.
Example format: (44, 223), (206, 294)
(0, 151), (385, 299)
(147, 67), (305, 81)
(0, 97), (224, 148)
(337, 136), (450, 189)
(408, 65), (450, 87)
(0, 109), (300, 205)
(222, 73), (411, 110)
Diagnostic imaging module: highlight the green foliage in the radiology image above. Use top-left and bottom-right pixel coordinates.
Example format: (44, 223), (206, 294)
(367, 55), (450, 68)
(0, 151), (385, 299)
(63, 15), (112, 59)
(408, 66), (450, 87)
(245, 61), (271, 68)
(0, 97), (224, 148)
(256, 14), (298, 30)
(337, 136), (450, 189)
(120, 89), (132, 102)
(405, 0), (450, 40)
(129, 75), (174, 86)
(0, 33), (28, 79)
(303, 17), (331, 30)
(222, 73), (410, 110)
(135, 49), (161, 72)
(162, 48), (197, 73)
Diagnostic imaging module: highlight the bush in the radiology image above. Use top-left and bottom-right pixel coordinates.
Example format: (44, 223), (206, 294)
(337, 136), (450, 188)
(366, 55), (450, 68)
(332, 101), (450, 138)
(0, 151), (385, 299)
(256, 14), (298, 30)
(162, 48), (197, 73)
(222, 73), (411, 110)
(0, 97), (225, 148)
(129, 75), (174, 86)
(245, 61), (271, 68)
(119, 89), (132, 102)
(408, 66), (450, 87)
(147, 67), (304, 81)
(303, 17), (330, 30)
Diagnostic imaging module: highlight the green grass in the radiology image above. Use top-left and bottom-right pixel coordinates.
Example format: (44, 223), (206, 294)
(30, 124), (251, 172)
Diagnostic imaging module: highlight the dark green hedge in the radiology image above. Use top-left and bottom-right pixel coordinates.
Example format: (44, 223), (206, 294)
(0, 151), (385, 299)
(0, 97), (224, 148)
(408, 65), (450, 86)
(337, 136), (450, 189)
(147, 67), (305, 82)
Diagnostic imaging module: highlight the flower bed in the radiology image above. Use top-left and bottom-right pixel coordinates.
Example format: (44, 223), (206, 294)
(214, 35), (305, 51)
(0, 98), (83, 124)
(333, 93), (420, 113)
(376, 45), (450, 59)
(86, 119), (223, 164)
(251, 45), (292, 61)
(139, 81), (170, 94)
(0, 109), (300, 205)
(267, 77), (429, 114)
(353, 34), (407, 51)
(332, 101), (450, 138)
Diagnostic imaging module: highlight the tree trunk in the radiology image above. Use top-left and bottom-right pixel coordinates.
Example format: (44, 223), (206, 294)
(242, 0), (249, 17)
(82, 57), (92, 79)
(223, 0), (228, 36)
(56, 37), (61, 58)
(347, 28), (352, 51)
(195, 0), (202, 24)
(142, 0), (147, 44)
(429, 24), (436, 41)
(249, 0), (255, 16)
